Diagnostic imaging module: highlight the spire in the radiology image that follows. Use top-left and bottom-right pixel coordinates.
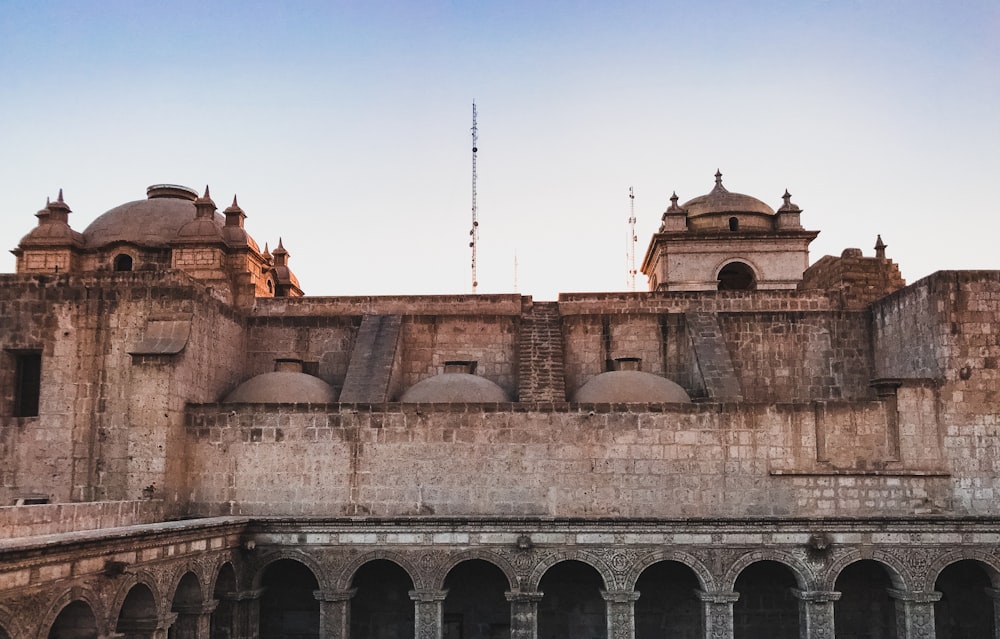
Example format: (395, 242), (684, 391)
(47, 188), (72, 223)
(262, 242), (272, 263)
(711, 169), (728, 193)
(57, 188), (64, 203)
(194, 184), (217, 219)
(224, 194), (246, 227)
(874, 234), (887, 259)
(272, 237), (288, 266)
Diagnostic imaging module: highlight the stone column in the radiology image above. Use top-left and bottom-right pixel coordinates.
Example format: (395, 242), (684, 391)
(171, 602), (218, 639)
(792, 589), (839, 639)
(987, 588), (1000, 639)
(116, 612), (177, 639)
(602, 590), (640, 639)
(888, 588), (941, 639)
(506, 590), (543, 639)
(410, 589), (448, 639)
(696, 590), (739, 639)
(231, 588), (264, 639)
(314, 588), (356, 639)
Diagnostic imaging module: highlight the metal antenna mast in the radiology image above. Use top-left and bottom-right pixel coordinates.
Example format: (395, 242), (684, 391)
(470, 102), (480, 293)
(627, 186), (638, 291)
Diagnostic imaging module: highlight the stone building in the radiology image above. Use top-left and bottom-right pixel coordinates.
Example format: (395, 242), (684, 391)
(1, 173), (998, 639)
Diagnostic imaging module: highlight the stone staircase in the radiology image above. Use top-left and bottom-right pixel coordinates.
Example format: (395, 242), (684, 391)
(684, 311), (743, 401)
(517, 301), (567, 402)
(339, 314), (402, 403)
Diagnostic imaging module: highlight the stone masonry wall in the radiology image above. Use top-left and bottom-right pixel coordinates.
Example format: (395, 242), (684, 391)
(183, 396), (959, 519)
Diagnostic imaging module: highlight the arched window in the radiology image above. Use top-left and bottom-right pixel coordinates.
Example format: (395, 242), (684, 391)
(113, 254), (133, 272)
(729, 216), (739, 231)
(718, 262), (755, 290)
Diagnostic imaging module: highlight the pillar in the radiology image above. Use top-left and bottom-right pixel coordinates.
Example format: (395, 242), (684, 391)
(315, 588), (356, 639)
(888, 588), (941, 639)
(602, 590), (640, 639)
(506, 590), (543, 639)
(697, 590), (739, 639)
(792, 590), (839, 639)
(171, 602), (217, 639)
(987, 587), (1000, 639)
(116, 612), (176, 639)
(229, 588), (263, 639)
(410, 589), (448, 639)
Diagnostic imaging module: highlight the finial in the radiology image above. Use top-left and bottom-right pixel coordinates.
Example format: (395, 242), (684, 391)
(715, 169), (723, 187)
(670, 191), (679, 204)
(874, 234), (887, 259)
(275, 237), (285, 252)
(231, 195), (238, 208)
(783, 189), (792, 204)
(46, 197), (50, 206)
(57, 188), (64, 203)
(203, 185), (211, 198)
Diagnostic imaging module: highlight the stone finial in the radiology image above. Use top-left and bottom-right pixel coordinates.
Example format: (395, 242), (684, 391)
(669, 191), (680, 210)
(874, 234), (887, 259)
(262, 242), (272, 262)
(273, 238), (288, 266)
(35, 198), (52, 224)
(715, 169), (723, 187)
(778, 189), (801, 212)
(224, 194), (246, 227)
(194, 185), (217, 218)
(47, 188), (72, 223)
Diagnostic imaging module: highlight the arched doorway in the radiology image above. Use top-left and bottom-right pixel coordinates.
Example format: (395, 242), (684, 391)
(259, 559), (320, 639)
(442, 559), (511, 639)
(537, 560), (607, 639)
(48, 601), (99, 639)
(210, 563), (238, 639)
(635, 561), (702, 639)
(834, 560), (899, 638)
(169, 572), (203, 639)
(350, 559), (415, 639)
(717, 262), (755, 290)
(733, 561), (799, 639)
(935, 560), (996, 638)
(116, 583), (159, 639)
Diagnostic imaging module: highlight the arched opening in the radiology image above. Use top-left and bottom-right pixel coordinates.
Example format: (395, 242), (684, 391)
(259, 559), (320, 639)
(733, 561), (799, 639)
(729, 217), (739, 231)
(635, 560), (702, 639)
(169, 572), (203, 639)
(113, 254), (134, 272)
(116, 583), (159, 639)
(350, 559), (415, 639)
(443, 559), (511, 639)
(935, 560), (996, 638)
(538, 560), (607, 639)
(717, 261), (756, 290)
(834, 560), (899, 638)
(48, 601), (99, 639)
(211, 563), (238, 639)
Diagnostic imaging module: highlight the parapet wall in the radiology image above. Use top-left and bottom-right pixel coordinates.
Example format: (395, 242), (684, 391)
(183, 385), (962, 519)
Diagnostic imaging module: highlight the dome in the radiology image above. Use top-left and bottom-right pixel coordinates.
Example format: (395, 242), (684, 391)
(222, 371), (337, 403)
(400, 373), (511, 403)
(682, 171), (774, 217)
(572, 370), (691, 403)
(83, 185), (225, 249)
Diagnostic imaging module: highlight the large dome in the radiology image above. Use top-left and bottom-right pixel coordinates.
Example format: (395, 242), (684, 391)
(572, 370), (691, 403)
(682, 171), (774, 217)
(83, 185), (225, 249)
(400, 373), (511, 403)
(223, 371), (337, 403)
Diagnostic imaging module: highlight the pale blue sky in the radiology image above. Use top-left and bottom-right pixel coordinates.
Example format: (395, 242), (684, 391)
(2, 1), (997, 298)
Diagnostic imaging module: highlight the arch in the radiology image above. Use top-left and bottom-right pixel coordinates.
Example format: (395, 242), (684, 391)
(350, 558), (416, 639)
(443, 559), (513, 639)
(259, 559), (321, 639)
(733, 560), (801, 639)
(634, 560), (704, 639)
(537, 560), (607, 639)
(252, 548), (331, 592)
(625, 549), (715, 591)
(113, 253), (134, 272)
(46, 600), (100, 639)
(36, 589), (105, 639)
(822, 551), (909, 591)
(925, 550), (1000, 591)
(115, 583), (159, 636)
(834, 559), (900, 639)
(722, 550), (813, 591)
(335, 550), (422, 591)
(716, 260), (757, 291)
(166, 562), (208, 605)
(527, 550), (613, 591)
(934, 558), (997, 639)
(434, 549), (517, 591)
(109, 572), (164, 623)
(729, 216), (739, 231)
(211, 563), (239, 639)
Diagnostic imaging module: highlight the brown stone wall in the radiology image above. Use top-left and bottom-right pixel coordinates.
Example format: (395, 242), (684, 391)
(183, 399), (960, 518)
(243, 316), (359, 395)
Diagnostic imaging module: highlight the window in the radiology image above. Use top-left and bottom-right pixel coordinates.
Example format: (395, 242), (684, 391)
(717, 262), (756, 291)
(13, 352), (41, 417)
(729, 217), (739, 231)
(113, 254), (133, 271)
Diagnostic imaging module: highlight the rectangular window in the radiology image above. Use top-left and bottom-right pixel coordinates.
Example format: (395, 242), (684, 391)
(13, 352), (41, 417)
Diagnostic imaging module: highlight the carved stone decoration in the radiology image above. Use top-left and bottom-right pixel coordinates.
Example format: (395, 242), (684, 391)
(506, 591), (543, 639)
(410, 589), (448, 639)
(888, 589), (941, 639)
(314, 588), (356, 639)
(602, 590), (640, 639)
(697, 590), (740, 639)
(792, 589), (840, 639)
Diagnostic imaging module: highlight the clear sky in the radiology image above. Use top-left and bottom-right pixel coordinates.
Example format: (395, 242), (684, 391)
(2, 0), (998, 299)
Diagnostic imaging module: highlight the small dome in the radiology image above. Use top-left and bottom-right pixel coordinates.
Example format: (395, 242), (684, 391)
(682, 171), (774, 217)
(223, 371), (337, 403)
(400, 373), (511, 403)
(572, 370), (691, 403)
